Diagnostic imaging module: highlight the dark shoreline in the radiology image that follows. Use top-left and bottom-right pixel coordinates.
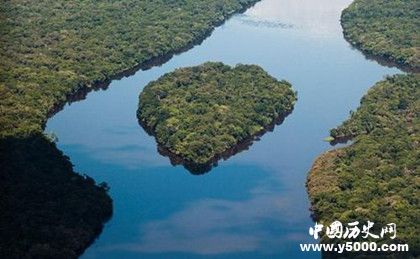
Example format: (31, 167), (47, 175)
(0, 133), (113, 259)
(329, 135), (353, 146)
(139, 110), (293, 175)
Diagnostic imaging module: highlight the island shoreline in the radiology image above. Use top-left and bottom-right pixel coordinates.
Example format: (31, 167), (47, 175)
(139, 110), (293, 174)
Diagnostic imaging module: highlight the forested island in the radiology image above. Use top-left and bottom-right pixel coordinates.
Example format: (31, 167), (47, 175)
(308, 0), (419, 257)
(2, 0), (418, 257)
(0, 0), (260, 257)
(138, 62), (296, 172)
(341, 0), (419, 72)
(307, 75), (419, 257)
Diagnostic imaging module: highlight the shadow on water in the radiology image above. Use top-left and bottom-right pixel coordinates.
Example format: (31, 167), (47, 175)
(342, 33), (419, 74)
(139, 111), (293, 175)
(0, 134), (112, 258)
(3, 2), (262, 257)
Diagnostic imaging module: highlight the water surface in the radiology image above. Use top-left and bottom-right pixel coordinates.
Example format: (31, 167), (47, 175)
(46, 0), (400, 258)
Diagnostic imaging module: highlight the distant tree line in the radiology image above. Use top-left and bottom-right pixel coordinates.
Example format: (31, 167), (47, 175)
(341, 0), (419, 72)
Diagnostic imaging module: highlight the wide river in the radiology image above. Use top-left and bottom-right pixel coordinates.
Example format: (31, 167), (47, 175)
(46, 0), (400, 258)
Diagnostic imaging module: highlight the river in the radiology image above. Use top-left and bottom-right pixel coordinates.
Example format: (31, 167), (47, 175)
(46, 0), (400, 258)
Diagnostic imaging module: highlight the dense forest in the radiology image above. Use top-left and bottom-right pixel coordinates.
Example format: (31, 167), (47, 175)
(307, 75), (419, 257)
(0, 0), (259, 137)
(138, 62), (296, 167)
(0, 0), (260, 257)
(307, 1), (420, 257)
(341, 0), (419, 72)
(0, 134), (112, 258)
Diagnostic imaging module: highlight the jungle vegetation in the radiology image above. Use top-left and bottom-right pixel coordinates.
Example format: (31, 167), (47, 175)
(138, 62), (297, 167)
(0, 134), (112, 258)
(0, 0), (259, 137)
(1, 0), (260, 257)
(307, 74), (419, 258)
(308, 1), (419, 257)
(341, 0), (419, 72)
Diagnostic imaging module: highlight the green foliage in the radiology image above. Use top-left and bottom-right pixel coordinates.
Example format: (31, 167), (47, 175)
(1, 0), (262, 256)
(330, 74), (419, 141)
(0, 134), (112, 258)
(341, 0), (419, 71)
(0, 0), (259, 137)
(308, 75), (420, 257)
(309, 3), (420, 256)
(138, 62), (296, 165)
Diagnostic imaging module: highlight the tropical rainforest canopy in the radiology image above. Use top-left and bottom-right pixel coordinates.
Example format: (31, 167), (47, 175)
(0, 0), (259, 137)
(138, 62), (296, 166)
(0, 0), (260, 257)
(341, 0), (419, 72)
(308, 1), (420, 256)
(308, 74), (419, 257)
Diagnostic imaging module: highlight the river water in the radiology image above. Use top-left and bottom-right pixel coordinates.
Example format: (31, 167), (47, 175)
(46, 0), (400, 258)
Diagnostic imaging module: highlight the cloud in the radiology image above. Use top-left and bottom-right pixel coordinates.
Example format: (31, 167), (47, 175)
(106, 185), (311, 255)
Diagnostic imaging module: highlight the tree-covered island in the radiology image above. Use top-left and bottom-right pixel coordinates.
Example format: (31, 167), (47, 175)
(138, 62), (297, 172)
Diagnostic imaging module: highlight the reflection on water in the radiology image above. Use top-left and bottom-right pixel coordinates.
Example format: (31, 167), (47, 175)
(108, 193), (306, 255)
(140, 113), (291, 175)
(239, 14), (294, 29)
(46, 0), (400, 258)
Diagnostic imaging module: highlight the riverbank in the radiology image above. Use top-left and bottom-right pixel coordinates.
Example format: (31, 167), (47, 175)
(1, 0), (260, 138)
(307, 0), (419, 257)
(341, 0), (419, 73)
(45, 0), (261, 129)
(0, 1), (260, 257)
(45, 0), (402, 257)
(307, 72), (419, 258)
(0, 134), (113, 258)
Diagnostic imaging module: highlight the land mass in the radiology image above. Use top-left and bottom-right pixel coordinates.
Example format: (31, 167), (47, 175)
(138, 62), (297, 173)
(341, 0), (419, 72)
(0, 0), (260, 257)
(1, 0), (260, 137)
(308, 0), (419, 257)
(307, 74), (419, 257)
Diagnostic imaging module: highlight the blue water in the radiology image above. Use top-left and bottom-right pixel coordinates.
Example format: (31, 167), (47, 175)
(46, 0), (400, 258)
